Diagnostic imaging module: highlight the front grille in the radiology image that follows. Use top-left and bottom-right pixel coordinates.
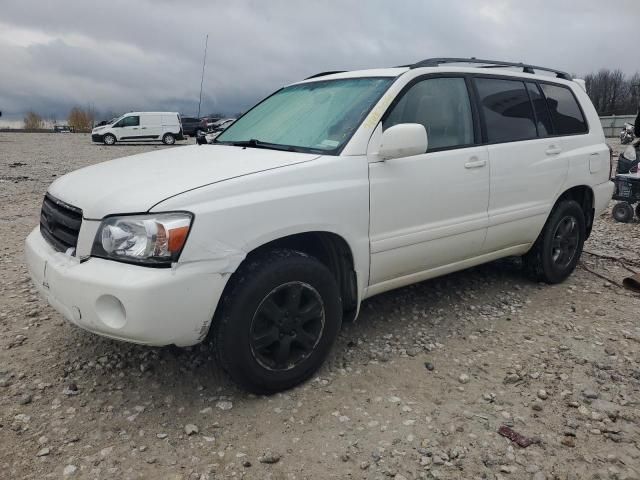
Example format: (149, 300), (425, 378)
(40, 193), (82, 254)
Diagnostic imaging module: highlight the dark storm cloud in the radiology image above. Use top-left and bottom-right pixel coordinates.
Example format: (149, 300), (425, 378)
(1, 0), (639, 124)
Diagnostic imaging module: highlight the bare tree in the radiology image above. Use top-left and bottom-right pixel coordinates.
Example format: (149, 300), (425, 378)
(23, 111), (44, 130)
(67, 107), (95, 132)
(585, 69), (639, 115)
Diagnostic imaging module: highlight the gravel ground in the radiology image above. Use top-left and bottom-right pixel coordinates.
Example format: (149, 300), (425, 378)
(1, 132), (639, 480)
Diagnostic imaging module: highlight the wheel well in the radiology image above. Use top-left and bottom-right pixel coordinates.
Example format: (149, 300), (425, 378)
(557, 185), (595, 238)
(247, 232), (359, 320)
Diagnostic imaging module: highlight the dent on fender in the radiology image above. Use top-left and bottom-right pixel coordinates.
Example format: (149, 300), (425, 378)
(174, 238), (246, 274)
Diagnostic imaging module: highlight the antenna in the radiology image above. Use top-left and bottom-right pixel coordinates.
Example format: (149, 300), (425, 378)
(197, 34), (209, 118)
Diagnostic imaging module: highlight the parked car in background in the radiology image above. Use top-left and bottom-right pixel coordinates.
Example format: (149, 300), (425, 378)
(95, 118), (118, 127)
(53, 125), (74, 133)
(181, 116), (208, 137)
(197, 118), (237, 144)
(26, 58), (613, 394)
(91, 112), (184, 145)
(210, 118), (235, 133)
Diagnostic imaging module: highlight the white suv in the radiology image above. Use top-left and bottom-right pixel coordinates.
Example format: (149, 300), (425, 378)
(26, 58), (614, 393)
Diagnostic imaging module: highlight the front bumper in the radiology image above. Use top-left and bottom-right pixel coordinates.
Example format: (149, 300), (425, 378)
(25, 227), (229, 346)
(91, 133), (104, 142)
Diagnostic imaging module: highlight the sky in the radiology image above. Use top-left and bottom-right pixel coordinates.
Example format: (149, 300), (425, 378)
(1, 0), (639, 127)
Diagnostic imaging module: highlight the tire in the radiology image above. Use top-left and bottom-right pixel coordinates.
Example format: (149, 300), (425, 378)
(523, 200), (586, 284)
(612, 202), (634, 223)
(162, 133), (175, 145)
(213, 249), (342, 394)
(635, 203), (640, 220)
(103, 134), (116, 145)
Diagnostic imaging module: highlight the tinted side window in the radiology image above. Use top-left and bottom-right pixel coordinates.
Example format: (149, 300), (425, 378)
(122, 116), (140, 127)
(525, 82), (553, 137)
(475, 78), (537, 143)
(539, 84), (588, 135)
(383, 77), (474, 151)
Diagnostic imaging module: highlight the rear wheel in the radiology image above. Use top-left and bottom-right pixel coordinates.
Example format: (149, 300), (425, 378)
(213, 249), (342, 394)
(524, 200), (585, 284)
(162, 133), (175, 145)
(103, 134), (116, 145)
(613, 202), (634, 223)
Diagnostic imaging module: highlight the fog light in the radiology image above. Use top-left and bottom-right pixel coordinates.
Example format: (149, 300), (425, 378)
(95, 295), (126, 329)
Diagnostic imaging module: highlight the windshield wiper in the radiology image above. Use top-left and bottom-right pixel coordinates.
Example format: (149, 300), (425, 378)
(221, 138), (297, 152)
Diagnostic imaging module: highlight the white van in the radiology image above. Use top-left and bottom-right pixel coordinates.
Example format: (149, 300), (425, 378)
(91, 112), (184, 145)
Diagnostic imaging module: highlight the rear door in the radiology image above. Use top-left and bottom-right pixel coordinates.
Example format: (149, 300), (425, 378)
(161, 114), (180, 135)
(475, 77), (570, 252)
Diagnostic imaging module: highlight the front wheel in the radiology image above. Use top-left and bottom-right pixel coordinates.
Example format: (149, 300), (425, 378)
(213, 249), (342, 394)
(103, 134), (116, 145)
(162, 133), (175, 145)
(523, 200), (585, 284)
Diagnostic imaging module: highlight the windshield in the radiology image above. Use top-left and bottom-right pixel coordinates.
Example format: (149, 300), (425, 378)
(216, 77), (393, 154)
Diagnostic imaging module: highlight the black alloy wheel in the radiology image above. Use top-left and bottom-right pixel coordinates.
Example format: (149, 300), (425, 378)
(550, 215), (580, 270)
(249, 281), (325, 371)
(212, 249), (342, 394)
(524, 200), (585, 284)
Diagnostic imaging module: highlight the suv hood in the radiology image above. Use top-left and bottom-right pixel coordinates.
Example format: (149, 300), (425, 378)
(48, 145), (320, 219)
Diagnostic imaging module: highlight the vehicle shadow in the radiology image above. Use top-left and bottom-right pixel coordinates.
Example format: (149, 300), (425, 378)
(56, 257), (531, 398)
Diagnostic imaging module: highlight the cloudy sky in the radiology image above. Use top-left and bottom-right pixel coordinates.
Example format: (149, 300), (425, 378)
(1, 0), (639, 126)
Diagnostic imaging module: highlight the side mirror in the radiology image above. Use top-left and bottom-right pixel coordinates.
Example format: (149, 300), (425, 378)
(379, 123), (428, 160)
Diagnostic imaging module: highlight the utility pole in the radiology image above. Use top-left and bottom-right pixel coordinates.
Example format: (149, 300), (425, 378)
(197, 34), (209, 118)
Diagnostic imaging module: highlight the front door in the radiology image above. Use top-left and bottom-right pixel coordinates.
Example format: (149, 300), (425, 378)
(368, 76), (489, 288)
(115, 115), (141, 141)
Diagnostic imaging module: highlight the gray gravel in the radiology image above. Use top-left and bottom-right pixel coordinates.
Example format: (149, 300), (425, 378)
(1, 132), (639, 479)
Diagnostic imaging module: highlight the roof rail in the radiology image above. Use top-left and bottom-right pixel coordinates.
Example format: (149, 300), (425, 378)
(410, 57), (572, 80)
(304, 71), (346, 80)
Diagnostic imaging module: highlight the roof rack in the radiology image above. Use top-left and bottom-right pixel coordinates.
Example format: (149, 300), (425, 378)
(409, 57), (572, 80)
(304, 71), (346, 80)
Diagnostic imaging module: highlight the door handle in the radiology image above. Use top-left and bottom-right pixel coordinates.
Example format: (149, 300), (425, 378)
(141, 127), (147, 130)
(464, 158), (487, 169)
(545, 145), (562, 156)
(132, 127), (139, 130)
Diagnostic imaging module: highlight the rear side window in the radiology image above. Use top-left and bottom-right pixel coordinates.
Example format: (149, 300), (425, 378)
(525, 82), (553, 137)
(383, 77), (474, 151)
(539, 84), (588, 135)
(475, 78), (537, 143)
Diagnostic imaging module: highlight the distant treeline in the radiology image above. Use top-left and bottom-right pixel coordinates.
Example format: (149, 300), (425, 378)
(585, 69), (640, 116)
(21, 107), (96, 132)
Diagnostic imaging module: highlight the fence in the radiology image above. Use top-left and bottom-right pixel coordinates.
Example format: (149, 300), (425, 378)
(600, 115), (635, 138)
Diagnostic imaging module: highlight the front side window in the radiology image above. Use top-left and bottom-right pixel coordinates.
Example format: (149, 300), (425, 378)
(121, 116), (140, 127)
(475, 78), (537, 143)
(539, 83), (588, 135)
(383, 77), (474, 151)
(216, 77), (393, 154)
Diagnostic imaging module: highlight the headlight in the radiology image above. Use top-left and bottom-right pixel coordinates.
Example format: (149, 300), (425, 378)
(91, 212), (193, 266)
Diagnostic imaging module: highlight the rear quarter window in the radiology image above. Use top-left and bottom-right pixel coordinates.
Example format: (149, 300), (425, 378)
(539, 83), (588, 135)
